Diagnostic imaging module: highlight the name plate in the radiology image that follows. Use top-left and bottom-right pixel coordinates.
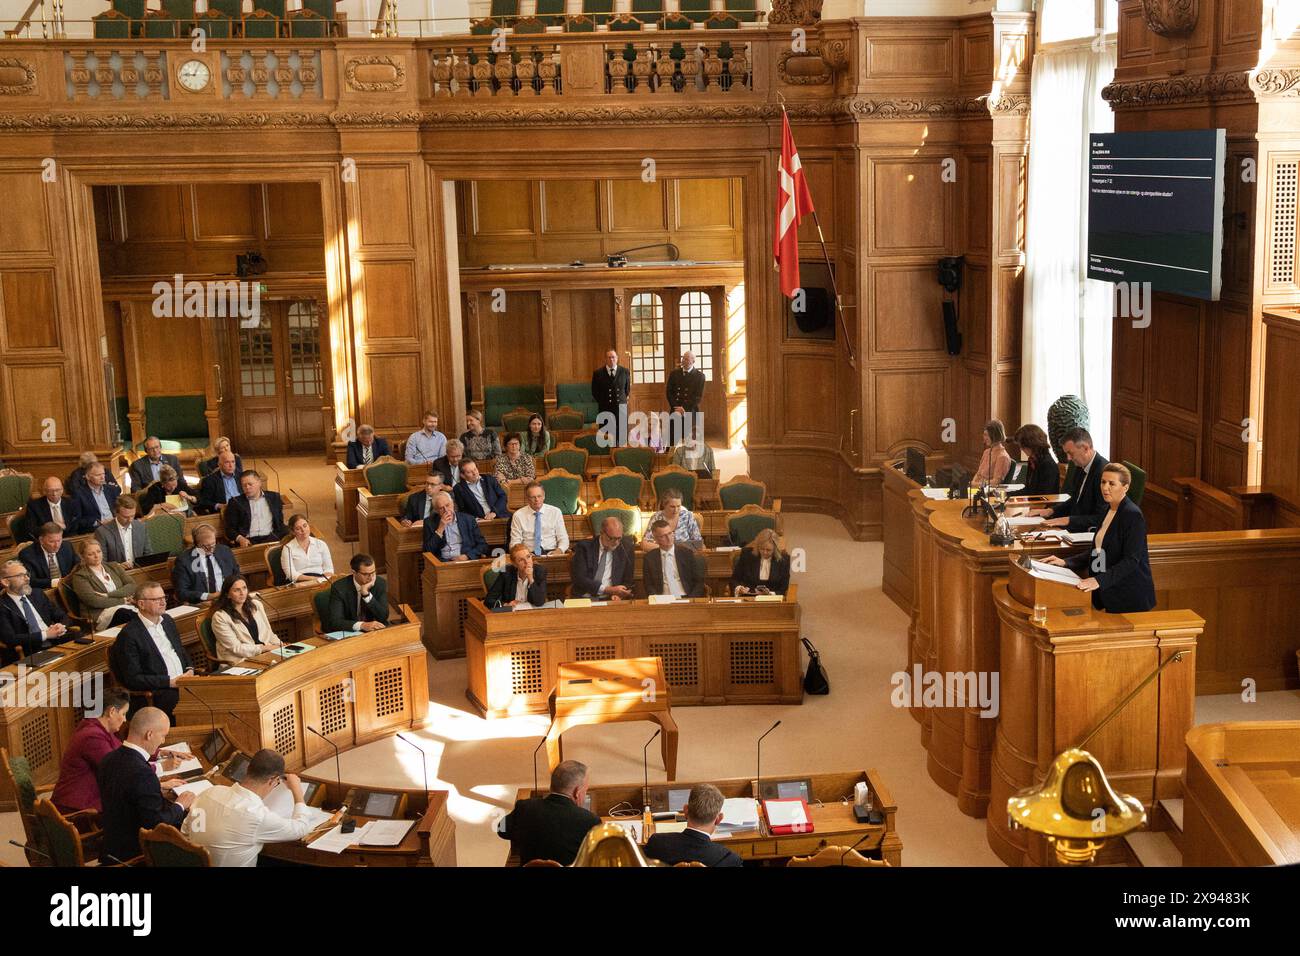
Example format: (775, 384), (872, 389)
(563, 598), (593, 608)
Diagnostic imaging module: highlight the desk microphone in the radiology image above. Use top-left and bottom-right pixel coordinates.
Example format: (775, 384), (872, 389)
(840, 825), (879, 866)
(183, 684), (215, 746)
(755, 720), (781, 803)
(395, 733), (428, 817)
(307, 725), (354, 832)
(641, 727), (661, 809)
(8, 839), (52, 862)
(532, 733), (548, 797)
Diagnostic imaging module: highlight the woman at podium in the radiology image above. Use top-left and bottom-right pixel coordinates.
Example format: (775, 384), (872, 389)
(1040, 463), (1155, 613)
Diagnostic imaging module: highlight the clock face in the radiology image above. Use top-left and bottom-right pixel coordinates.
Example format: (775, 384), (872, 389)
(177, 59), (211, 93)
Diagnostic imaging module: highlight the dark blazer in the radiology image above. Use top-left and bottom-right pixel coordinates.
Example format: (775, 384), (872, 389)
(1064, 496), (1156, 614)
(645, 827), (742, 867)
(94, 518), (150, 565)
(431, 455), (461, 489)
(1022, 450), (1061, 497)
(171, 544), (239, 603)
(569, 537), (635, 598)
(108, 613), (193, 719)
(66, 466), (122, 496)
(486, 564), (548, 608)
(643, 544), (706, 598)
(222, 491), (286, 542)
(24, 496), (84, 541)
(1050, 452), (1110, 531)
(0, 588), (69, 658)
(128, 453), (182, 492)
(71, 483), (120, 533)
(453, 475), (507, 518)
(499, 793), (600, 866)
(136, 481), (192, 518)
(199, 453), (243, 479)
(197, 469), (242, 514)
(665, 366), (706, 413)
(423, 512), (489, 561)
(18, 541), (79, 590)
(402, 490), (436, 524)
(591, 364), (631, 415)
(346, 438), (391, 470)
(729, 549), (791, 595)
(323, 575), (390, 633)
(97, 745), (186, 864)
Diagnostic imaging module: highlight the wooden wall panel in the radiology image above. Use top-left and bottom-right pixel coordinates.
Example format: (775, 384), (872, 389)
(2, 365), (69, 443)
(871, 367), (948, 457)
(121, 185), (187, 241)
(608, 179), (666, 232)
(962, 264), (989, 361)
(1148, 420), (1199, 488)
(472, 179), (535, 235)
(795, 160), (835, 245)
(265, 182), (325, 240)
(552, 289), (614, 384)
(871, 266), (947, 355)
(477, 291), (543, 387)
(865, 36), (953, 78)
(966, 157), (990, 253)
(783, 354), (837, 436)
(871, 160), (946, 253)
(359, 261), (418, 340)
(358, 166), (415, 249)
(541, 181), (600, 233)
(364, 354), (424, 430)
(0, 171), (52, 254)
(0, 271), (60, 350)
(1261, 312), (1300, 504)
(191, 184), (257, 240)
(674, 178), (735, 230)
(1150, 299), (1202, 417)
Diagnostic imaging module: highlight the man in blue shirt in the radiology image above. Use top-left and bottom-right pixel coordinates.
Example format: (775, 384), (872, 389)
(423, 492), (488, 562)
(452, 459), (507, 519)
(405, 411), (447, 466)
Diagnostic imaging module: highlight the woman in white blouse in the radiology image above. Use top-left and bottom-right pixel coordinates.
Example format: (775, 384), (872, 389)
(280, 514), (335, 584)
(210, 574), (282, 665)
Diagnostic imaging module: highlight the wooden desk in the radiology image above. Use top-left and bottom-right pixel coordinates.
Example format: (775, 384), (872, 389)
(421, 547), (745, 659)
(1183, 721), (1300, 866)
(464, 595), (801, 718)
(511, 769), (902, 865)
(172, 608), (429, 774)
(340, 462), (428, 547)
(547, 657), (678, 778)
(503, 476), (722, 512)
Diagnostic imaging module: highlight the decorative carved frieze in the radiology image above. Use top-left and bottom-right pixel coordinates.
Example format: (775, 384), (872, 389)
(1102, 70), (1252, 107)
(345, 55), (406, 92)
(1141, 0), (1198, 38)
(1253, 69), (1300, 97)
(768, 0), (822, 27)
(777, 48), (831, 86)
(0, 58), (38, 96)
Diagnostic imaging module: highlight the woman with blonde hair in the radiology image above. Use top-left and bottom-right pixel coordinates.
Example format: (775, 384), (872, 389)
(67, 538), (135, 630)
(729, 528), (790, 596)
(460, 409), (501, 461)
(280, 513), (335, 584)
(640, 489), (703, 552)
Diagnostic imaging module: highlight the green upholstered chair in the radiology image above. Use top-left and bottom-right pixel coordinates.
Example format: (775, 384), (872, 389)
(243, 9), (281, 37)
(143, 512), (185, 557)
(726, 505), (777, 548)
(724, 0), (760, 21)
(538, 469), (583, 516)
(597, 466), (644, 506)
(288, 8), (329, 36)
(93, 9), (133, 38)
(705, 11), (740, 28)
(612, 446), (654, 479)
(483, 386), (544, 427)
(545, 443), (588, 478)
(302, 0), (337, 18)
(256, 0), (288, 17)
(609, 13), (643, 29)
(573, 430), (607, 458)
(534, 0), (564, 26)
(489, 0), (520, 15)
(140, 823), (211, 867)
(0, 472), (32, 514)
(266, 543), (288, 586)
(470, 18), (499, 34)
(718, 475), (766, 510)
(3, 748), (49, 865)
(660, 12), (693, 29)
(587, 498), (640, 538)
(581, 0), (613, 24)
(513, 15), (547, 32)
(160, 0), (196, 31)
(563, 14), (596, 31)
(206, 0), (243, 18)
(1123, 460), (1147, 507)
(482, 562), (504, 597)
(547, 405), (586, 431)
(112, 0), (147, 18)
(502, 407), (535, 435)
(652, 465), (698, 511)
(364, 456), (408, 495)
(8, 511), (32, 545)
(555, 382), (599, 424)
(36, 800), (89, 866)
(312, 590), (331, 631)
(143, 395), (209, 451)
(679, 0), (710, 23)
(197, 615), (218, 667)
(141, 12), (179, 38)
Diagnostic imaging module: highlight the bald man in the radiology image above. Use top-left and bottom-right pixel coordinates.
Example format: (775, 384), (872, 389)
(96, 706), (193, 864)
(569, 516), (636, 600)
(23, 476), (83, 542)
(198, 450), (241, 514)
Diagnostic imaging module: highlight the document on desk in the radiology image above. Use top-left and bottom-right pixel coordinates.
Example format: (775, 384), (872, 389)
(1028, 559), (1081, 585)
(323, 630), (363, 641)
(154, 742), (203, 777)
(219, 666), (260, 676)
(360, 819), (415, 846)
(648, 595), (689, 605)
(309, 822), (370, 854)
(262, 787), (334, 828)
(717, 797), (760, 832)
(169, 779), (214, 800)
(653, 820), (688, 835)
(1006, 516), (1043, 528)
(271, 643), (317, 659)
(608, 820), (643, 843)
(165, 605), (201, 619)
(920, 488), (951, 500)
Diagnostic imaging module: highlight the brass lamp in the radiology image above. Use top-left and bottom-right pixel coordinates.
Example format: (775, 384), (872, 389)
(570, 822), (658, 867)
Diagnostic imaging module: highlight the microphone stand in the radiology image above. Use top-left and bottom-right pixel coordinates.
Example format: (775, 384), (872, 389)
(641, 728), (662, 810)
(756, 720), (781, 804)
(307, 725), (354, 832)
(395, 733), (428, 818)
(183, 685), (216, 754)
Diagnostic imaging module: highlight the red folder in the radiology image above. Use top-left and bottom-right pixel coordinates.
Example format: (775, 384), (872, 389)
(763, 798), (814, 835)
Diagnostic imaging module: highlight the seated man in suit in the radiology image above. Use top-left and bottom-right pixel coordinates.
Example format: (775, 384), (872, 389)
(485, 544), (549, 608)
(66, 451), (122, 497)
(570, 516), (635, 601)
(432, 438), (466, 490)
(173, 523), (239, 603)
(643, 519), (705, 598)
(1030, 426), (1109, 532)
(453, 459), (507, 520)
(24, 476), (82, 540)
(0, 559), (74, 661)
(94, 494), (149, 568)
(423, 492), (489, 563)
(322, 553), (389, 633)
(497, 759), (600, 866)
(108, 582), (194, 721)
(644, 784), (742, 867)
(400, 473), (446, 527)
(223, 471), (286, 547)
(72, 462), (120, 533)
(97, 706), (194, 864)
(197, 450), (242, 515)
(508, 481), (570, 555)
(18, 522), (79, 589)
(128, 436), (183, 492)
(346, 423), (391, 469)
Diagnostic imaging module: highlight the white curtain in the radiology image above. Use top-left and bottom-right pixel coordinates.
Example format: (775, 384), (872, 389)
(1021, 41), (1117, 453)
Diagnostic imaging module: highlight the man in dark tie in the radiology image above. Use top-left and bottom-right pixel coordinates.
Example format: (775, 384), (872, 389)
(452, 459), (507, 520)
(172, 523), (239, 603)
(0, 559), (74, 662)
(18, 523), (79, 590)
(497, 760), (601, 866)
(128, 436), (183, 492)
(569, 516), (635, 600)
(346, 424), (391, 469)
(109, 582), (194, 720)
(642, 519), (706, 598)
(1031, 427), (1110, 532)
(97, 706), (194, 864)
(23, 476), (83, 543)
(643, 784), (742, 867)
(321, 553), (390, 633)
(665, 350), (706, 446)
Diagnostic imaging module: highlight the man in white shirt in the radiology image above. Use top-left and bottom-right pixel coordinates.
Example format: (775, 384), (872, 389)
(226, 472), (286, 547)
(508, 482), (570, 555)
(182, 748), (338, 867)
(405, 411), (448, 465)
(94, 494), (148, 568)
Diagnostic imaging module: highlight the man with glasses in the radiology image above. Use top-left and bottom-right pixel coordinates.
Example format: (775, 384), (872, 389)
(0, 559), (74, 662)
(321, 553), (389, 633)
(108, 582), (194, 721)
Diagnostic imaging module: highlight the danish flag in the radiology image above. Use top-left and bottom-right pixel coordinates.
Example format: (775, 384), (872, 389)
(774, 110), (815, 298)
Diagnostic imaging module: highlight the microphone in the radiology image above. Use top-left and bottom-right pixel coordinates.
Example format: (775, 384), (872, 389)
(840, 825), (878, 866)
(641, 727), (661, 809)
(395, 733), (428, 817)
(8, 839), (52, 862)
(183, 684), (215, 746)
(307, 725), (353, 832)
(756, 720), (781, 803)
(532, 734), (548, 796)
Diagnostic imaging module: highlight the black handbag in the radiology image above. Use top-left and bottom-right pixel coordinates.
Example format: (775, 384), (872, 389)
(801, 637), (829, 695)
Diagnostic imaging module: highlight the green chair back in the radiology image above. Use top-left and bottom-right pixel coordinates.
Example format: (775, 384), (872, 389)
(266, 544), (288, 586)
(610, 14), (643, 29)
(489, 0), (520, 15)
(313, 590), (331, 629)
(581, 0), (613, 23)
(1123, 460), (1147, 507)
(243, 10), (280, 37)
(534, 0), (564, 24)
(727, 507), (776, 548)
(93, 10), (132, 38)
(564, 14), (596, 31)
(198, 616), (217, 662)
(513, 15), (547, 32)
(6, 751), (37, 816)
(160, 0), (195, 25)
(8, 511), (31, 545)
(144, 512), (185, 557)
(143, 395), (208, 447)
(538, 470), (583, 516)
(0, 473), (32, 514)
(544, 445), (588, 478)
(718, 476), (766, 510)
(35, 800), (85, 867)
(364, 458), (408, 495)
(257, 0), (288, 17)
(652, 467), (698, 511)
(140, 824), (211, 867)
(612, 446), (654, 479)
(705, 11), (740, 28)
(547, 406), (586, 431)
(502, 408), (534, 435)
(587, 498), (640, 538)
(111, 0), (146, 18)
(573, 431), (606, 457)
(660, 12), (693, 29)
(207, 0), (242, 18)
(482, 566), (503, 595)
(142, 13), (178, 37)
(679, 0), (710, 21)
(598, 468), (644, 506)
(288, 9), (329, 36)
(302, 0), (337, 18)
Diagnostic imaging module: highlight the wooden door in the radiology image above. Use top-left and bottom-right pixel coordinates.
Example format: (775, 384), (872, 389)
(231, 299), (328, 454)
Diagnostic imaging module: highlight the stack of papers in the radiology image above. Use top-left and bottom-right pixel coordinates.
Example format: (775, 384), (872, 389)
(764, 799), (811, 830)
(360, 819), (415, 846)
(1027, 558), (1082, 585)
(166, 605), (200, 619)
(154, 742), (202, 777)
(219, 666), (260, 676)
(1006, 516), (1043, 528)
(717, 797), (760, 833)
(920, 488), (951, 500)
(323, 630), (362, 641)
(648, 595), (689, 605)
(308, 824), (368, 854)
(169, 779), (214, 800)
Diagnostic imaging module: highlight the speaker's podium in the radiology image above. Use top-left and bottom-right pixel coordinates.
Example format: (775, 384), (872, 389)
(988, 557), (1204, 866)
